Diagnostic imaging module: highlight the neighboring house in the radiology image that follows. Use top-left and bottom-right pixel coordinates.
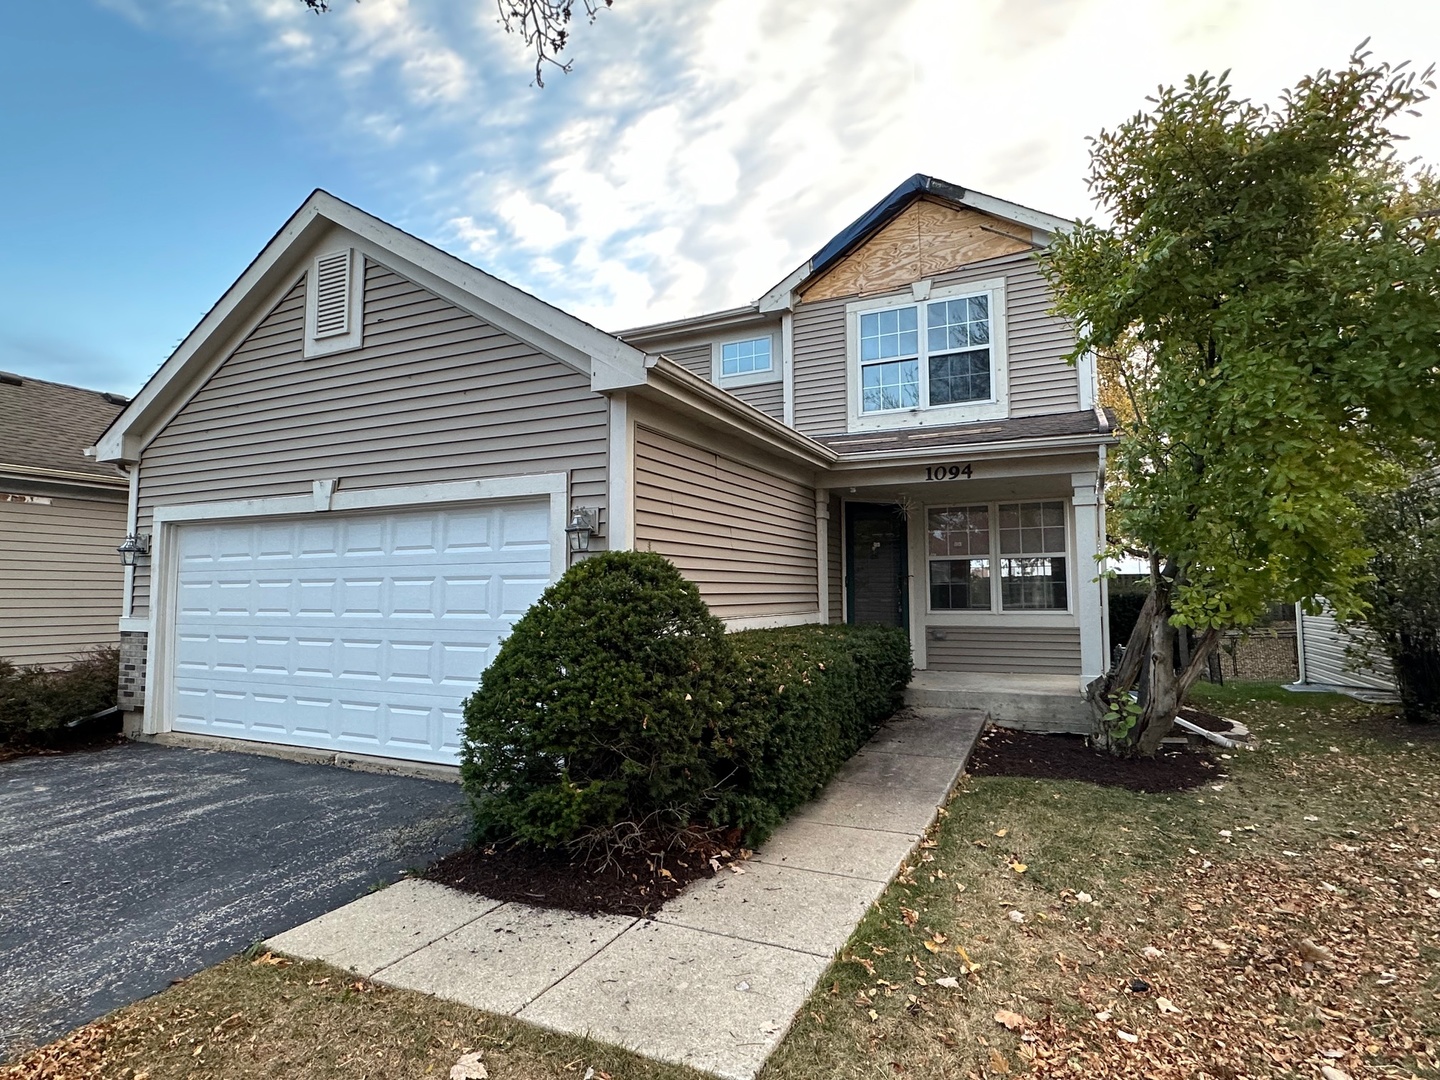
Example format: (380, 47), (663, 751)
(95, 174), (1114, 766)
(0, 372), (128, 666)
(1293, 606), (1397, 695)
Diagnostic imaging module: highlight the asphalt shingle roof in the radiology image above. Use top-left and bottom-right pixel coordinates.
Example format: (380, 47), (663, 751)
(817, 410), (1112, 456)
(0, 372), (127, 482)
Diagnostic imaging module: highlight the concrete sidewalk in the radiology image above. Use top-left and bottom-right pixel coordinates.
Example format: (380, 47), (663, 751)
(269, 708), (985, 1080)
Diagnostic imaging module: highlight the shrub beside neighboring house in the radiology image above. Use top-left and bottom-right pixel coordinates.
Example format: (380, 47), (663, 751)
(0, 647), (120, 748)
(460, 551), (911, 849)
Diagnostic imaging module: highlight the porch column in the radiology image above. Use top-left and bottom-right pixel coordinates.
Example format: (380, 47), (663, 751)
(815, 488), (829, 622)
(1071, 470), (1104, 686)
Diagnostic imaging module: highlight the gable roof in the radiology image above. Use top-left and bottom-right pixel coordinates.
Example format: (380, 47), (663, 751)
(757, 174), (1073, 312)
(0, 372), (127, 486)
(94, 189), (652, 464)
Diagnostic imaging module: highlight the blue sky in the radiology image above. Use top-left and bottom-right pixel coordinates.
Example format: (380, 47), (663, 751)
(2, 1), (1437, 397)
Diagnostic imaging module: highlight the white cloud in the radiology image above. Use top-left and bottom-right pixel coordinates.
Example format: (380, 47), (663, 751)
(122, 0), (1440, 331)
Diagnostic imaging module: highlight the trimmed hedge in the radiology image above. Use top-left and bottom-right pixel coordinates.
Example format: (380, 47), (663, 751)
(460, 551), (912, 849)
(0, 647), (119, 747)
(719, 623), (913, 842)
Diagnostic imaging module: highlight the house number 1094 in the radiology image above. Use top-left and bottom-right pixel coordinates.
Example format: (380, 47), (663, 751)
(924, 463), (974, 481)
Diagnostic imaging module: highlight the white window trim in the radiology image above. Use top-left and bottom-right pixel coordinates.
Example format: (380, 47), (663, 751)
(923, 497), (1075, 620)
(303, 248), (365, 358)
(711, 331), (781, 389)
(141, 473), (569, 737)
(845, 277), (1009, 432)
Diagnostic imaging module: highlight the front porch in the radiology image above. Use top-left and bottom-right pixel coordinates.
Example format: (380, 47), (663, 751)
(905, 670), (1092, 734)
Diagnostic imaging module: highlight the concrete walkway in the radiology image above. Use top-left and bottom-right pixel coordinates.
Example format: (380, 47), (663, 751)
(269, 708), (985, 1080)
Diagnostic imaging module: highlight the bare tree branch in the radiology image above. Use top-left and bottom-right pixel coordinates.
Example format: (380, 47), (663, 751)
(296, 0), (614, 87)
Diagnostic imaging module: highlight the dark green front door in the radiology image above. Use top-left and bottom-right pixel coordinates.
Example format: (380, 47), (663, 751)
(845, 503), (908, 627)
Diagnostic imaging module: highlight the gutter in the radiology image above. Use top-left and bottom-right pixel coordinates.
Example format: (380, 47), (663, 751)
(0, 462), (128, 487)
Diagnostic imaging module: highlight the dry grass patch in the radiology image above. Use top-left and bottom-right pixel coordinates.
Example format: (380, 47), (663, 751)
(0, 954), (707, 1080)
(762, 685), (1440, 1080)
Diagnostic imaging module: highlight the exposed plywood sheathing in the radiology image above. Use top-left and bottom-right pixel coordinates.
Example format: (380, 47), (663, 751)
(799, 200), (1033, 304)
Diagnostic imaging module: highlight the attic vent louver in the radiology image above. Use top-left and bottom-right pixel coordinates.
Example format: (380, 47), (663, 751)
(313, 250), (352, 338)
(304, 247), (363, 358)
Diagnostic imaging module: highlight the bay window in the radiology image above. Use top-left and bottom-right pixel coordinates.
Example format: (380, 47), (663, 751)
(927, 500), (1069, 612)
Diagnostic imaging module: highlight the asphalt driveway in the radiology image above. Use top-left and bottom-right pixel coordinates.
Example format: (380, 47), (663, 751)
(0, 741), (468, 1058)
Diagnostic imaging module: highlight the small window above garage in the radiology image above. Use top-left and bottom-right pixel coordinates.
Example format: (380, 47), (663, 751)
(304, 248), (364, 358)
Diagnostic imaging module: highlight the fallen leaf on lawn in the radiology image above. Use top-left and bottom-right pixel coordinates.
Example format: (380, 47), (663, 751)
(989, 1048), (1011, 1073)
(450, 1050), (488, 1080)
(900, 907), (919, 928)
(867, 1008), (879, 1023)
(922, 940), (941, 953)
(995, 828), (1008, 837)
(955, 945), (980, 972)
(1095, 1010), (1112, 1021)
(1010, 862), (1027, 874)
(250, 952), (290, 967)
(1075, 891), (1093, 904)
(1426, 887), (1440, 899)
(932, 932), (948, 944)
(1156, 997), (1182, 1014)
(1320, 1067), (1353, 1080)
(934, 976), (960, 989)
(1116, 1030), (1139, 1043)
(1007, 910), (1026, 924)
(1298, 938), (1337, 964)
(994, 1009), (1027, 1031)
(1141, 946), (1164, 959)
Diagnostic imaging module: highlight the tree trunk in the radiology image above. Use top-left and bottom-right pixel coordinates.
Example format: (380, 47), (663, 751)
(1084, 555), (1225, 756)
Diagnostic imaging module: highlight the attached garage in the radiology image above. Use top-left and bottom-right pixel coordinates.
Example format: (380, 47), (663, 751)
(145, 477), (568, 765)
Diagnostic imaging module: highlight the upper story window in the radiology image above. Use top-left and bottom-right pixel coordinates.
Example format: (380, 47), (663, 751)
(711, 331), (780, 388)
(846, 278), (1008, 431)
(927, 499), (1068, 613)
(721, 337), (772, 377)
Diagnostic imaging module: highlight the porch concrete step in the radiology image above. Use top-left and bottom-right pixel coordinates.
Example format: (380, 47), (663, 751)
(905, 672), (1091, 734)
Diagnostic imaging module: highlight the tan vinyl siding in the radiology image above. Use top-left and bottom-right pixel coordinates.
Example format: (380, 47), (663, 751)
(0, 492), (126, 665)
(1300, 609), (1395, 691)
(924, 625), (1081, 675)
(827, 493), (843, 623)
(792, 251), (1079, 436)
(729, 379), (784, 420)
(133, 260), (607, 616)
(633, 424), (817, 621)
(662, 343), (712, 378)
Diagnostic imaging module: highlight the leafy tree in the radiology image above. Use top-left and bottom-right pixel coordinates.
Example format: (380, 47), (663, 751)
(1043, 47), (1440, 755)
(298, 0), (612, 86)
(1355, 475), (1440, 724)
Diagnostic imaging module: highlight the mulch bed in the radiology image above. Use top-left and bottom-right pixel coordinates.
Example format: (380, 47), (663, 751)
(423, 827), (743, 918)
(0, 718), (124, 764)
(1176, 704), (1234, 733)
(967, 725), (1219, 792)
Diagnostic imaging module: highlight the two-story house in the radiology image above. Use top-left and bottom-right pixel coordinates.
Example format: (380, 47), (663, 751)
(95, 175), (1111, 767)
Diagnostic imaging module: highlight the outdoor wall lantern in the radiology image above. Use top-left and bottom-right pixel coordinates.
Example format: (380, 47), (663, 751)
(117, 533), (150, 566)
(565, 507), (598, 553)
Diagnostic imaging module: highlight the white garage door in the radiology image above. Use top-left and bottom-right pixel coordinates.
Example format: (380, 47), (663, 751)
(168, 500), (552, 764)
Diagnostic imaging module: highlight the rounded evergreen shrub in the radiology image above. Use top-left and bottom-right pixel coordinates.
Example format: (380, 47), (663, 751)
(460, 551), (739, 847)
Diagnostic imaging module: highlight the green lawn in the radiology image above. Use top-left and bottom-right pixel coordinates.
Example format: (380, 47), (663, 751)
(5, 683), (1437, 1080)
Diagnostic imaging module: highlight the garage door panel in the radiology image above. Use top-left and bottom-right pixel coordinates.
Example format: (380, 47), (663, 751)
(169, 500), (550, 765)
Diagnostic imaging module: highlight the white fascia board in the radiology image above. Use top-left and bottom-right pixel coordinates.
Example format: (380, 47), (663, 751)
(757, 261), (811, 313)
(616, 304), (765, 344)
(958, 189), (1074, 236)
